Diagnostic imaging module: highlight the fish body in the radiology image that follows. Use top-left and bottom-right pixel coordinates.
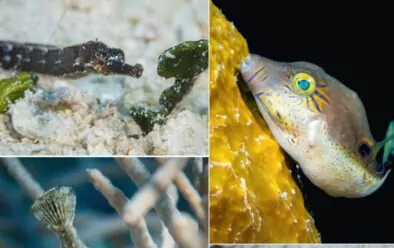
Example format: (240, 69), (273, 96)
(0, 40), (143, 78)
(241, 54), (390, 198)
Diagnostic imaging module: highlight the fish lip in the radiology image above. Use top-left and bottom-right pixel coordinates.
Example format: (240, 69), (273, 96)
(240, 54), (252, 73)
(240, 54), (273, 86)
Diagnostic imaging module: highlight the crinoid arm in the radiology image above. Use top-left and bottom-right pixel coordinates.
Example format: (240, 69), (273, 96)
(31, 186), (76, 233)
(31, 186), (88, 248)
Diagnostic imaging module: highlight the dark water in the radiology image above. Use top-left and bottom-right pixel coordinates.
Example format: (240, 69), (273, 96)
(213, 0), (394, 243)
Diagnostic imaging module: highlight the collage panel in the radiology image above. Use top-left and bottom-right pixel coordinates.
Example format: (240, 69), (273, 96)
(1, 0), (394, 247)
(0, 157), (208, 247)
(0, 0), (208, 156)
(209, 246), (394, 248)
(209, 0), (393, 245)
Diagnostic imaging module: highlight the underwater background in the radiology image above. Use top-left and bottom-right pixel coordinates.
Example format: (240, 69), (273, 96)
(0, 158), (206, 248)
(213, 0), (394, 243)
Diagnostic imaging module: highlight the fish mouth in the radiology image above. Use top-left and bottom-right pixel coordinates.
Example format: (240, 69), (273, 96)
(240, 54), (252, 73)
(374, 141), (393, 177)
(255, 92), (284, 129)
(240, 54), (270, 86)
(240, 54), (283, 127)
(240, 54), (284, 96)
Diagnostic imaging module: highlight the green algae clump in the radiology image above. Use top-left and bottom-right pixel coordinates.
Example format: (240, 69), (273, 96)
(0, 72), (37, 113)
(130, 39), (208, 134)
(158, 39), (208, 79)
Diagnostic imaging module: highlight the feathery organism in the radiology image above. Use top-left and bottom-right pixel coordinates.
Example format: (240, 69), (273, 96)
(31, 186), (88, 248)
(241, 54), (393, 198)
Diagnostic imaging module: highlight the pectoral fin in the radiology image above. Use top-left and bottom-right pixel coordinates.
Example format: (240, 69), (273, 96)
(307, 116), (325, 148)
(376, 121), (394, 164)
(383, 121), (394, 164)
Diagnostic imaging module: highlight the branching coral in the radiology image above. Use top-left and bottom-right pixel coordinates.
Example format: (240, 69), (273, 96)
(113, 158), (207, 248)
(130, 39), (208, 134)
(1, 157), (208, 248)
(156, 157), (207, 229)
(1, 157), (44, 199)
(86, 168), (157, 248)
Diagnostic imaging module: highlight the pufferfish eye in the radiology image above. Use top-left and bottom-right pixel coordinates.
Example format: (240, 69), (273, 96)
(357, 137), (375, 158)
(291, 73), (317, 96)
(358, 142), (372, 157)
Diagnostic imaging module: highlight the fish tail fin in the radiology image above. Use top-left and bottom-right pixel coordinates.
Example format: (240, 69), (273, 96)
(383, 121), (394, 164)
(377, 121), (394, 165)
(31, 186), (76, 233)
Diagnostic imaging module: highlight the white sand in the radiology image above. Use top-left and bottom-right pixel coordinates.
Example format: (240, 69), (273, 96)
(0, 0), (208, 155)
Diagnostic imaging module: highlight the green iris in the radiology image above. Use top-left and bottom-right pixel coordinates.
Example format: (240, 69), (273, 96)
(298, 79), (310, 90)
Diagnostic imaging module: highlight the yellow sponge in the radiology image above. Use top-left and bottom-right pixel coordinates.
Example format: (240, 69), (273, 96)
(209, 1), (321, 243)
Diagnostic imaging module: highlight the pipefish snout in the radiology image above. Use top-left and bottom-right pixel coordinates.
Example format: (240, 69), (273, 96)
(241, 54), (393, 198)
(0, 40), (143, 79)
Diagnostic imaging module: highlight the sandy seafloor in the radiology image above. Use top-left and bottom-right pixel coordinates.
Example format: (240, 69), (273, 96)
(0, 0), (208, 155)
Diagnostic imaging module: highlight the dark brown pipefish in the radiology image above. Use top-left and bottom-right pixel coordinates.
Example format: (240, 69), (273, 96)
(0, 40), (143, 78)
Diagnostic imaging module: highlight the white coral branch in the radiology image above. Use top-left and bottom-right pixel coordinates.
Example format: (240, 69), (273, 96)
(156, 157), (206, 229)
(115, 157), (206, 248)
(174, 171), (206, 229)
(122, 158), (189, 224)
(1, 157), (44, 200)
(161, 184), (178, 248)
(86, 168), (157, 248)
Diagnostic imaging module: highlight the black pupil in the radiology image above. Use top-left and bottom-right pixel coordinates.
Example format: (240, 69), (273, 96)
(358, 142), (372, 157)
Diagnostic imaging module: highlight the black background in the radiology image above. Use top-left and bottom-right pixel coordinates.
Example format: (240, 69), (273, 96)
(212, 0), (394, 243)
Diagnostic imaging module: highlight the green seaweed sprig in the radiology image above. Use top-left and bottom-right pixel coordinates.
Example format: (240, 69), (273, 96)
(0, 72), (37, 113)
(130, 39), (208, 134)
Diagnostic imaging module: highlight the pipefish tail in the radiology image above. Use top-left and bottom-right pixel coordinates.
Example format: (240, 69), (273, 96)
(0, 40), (143, 79)
(241, 54), (392, 198)
(31, 186), (88, 248)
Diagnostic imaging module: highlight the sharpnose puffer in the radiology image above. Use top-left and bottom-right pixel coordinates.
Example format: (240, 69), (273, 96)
(240, 54), (391, 198)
